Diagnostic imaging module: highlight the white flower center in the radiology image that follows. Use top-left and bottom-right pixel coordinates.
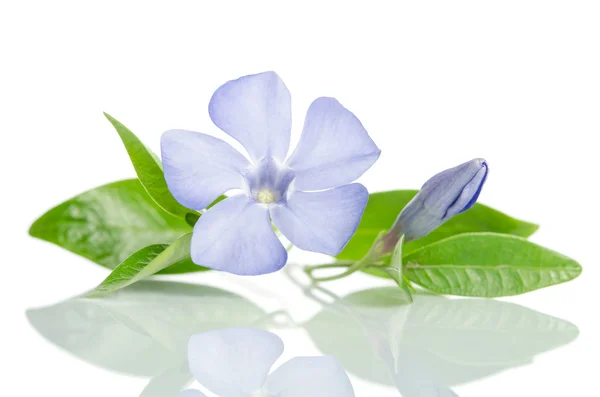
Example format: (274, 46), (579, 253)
(257, 189), (276, 204)
(243, 156), (295, 205)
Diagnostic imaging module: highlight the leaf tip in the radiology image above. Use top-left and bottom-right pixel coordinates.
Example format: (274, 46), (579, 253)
(570, 260), (583, 278)
(103, 112), (122, 130)
(27, 222), (37, 237)
(526, 222), (541, 236)
(28, 215), (44, 238)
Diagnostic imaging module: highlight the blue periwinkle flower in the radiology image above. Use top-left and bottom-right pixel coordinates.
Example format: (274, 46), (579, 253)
(383, 158), (488, 247)
(161, 72), (380, 275)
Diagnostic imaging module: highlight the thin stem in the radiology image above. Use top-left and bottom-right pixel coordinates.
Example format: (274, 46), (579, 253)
(305, 261), (354, 272)
(304, 230), (395, 282)
(306, 254), (382, 282)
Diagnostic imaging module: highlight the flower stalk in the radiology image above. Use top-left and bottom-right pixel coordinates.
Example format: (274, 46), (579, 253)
(305, 231), (390, 282)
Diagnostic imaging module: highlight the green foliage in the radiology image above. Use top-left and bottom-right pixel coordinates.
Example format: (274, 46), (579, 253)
(87, 234), (196, 297)
(403, 233), (582, 297)
(28, 129), (581, 298)
(29, 179), (195, 273)
(378, 235), (413, 302)
(104, 113), (194, 218)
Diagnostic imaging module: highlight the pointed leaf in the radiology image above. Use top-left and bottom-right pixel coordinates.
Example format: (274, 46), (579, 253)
(104, 112), (195, 218)
(87, 233), (196, 296)
(29, 179), (202, 274)
(404, 233), (582, 297)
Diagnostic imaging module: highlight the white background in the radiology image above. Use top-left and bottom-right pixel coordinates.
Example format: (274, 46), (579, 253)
(1, 1), (599, 396)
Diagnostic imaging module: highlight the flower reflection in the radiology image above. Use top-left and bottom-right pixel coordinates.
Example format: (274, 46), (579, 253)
(302, 285), (579, 396)
(26, 278), (579, 396)
(26, 281), (271, 397)
(179, 327), (355, 397)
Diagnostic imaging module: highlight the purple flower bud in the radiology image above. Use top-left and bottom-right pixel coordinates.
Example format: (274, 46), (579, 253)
(382, 158), (488, 249)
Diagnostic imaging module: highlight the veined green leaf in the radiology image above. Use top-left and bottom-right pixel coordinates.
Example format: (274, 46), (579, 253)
(29, 179), (204, 274)
(404, 232), (582, 297)
(338, 190), (539, 263)
(104, 112), (194, 218)
(87, 234), (194, 297)
(87, 244), (169, 296)
(160, 256), (206, 274)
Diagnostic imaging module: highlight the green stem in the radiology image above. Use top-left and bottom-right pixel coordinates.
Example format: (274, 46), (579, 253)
(305, 253), (385, 282)
(305, 261), (354, 272)
(304, 231), (400, 283)
(305, 262), (359, 282)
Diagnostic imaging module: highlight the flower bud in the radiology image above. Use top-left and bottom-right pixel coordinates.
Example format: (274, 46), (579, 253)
(382, 158), (488, 249)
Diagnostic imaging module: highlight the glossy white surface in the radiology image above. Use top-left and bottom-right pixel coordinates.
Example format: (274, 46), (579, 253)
(2, 1), (599, 395)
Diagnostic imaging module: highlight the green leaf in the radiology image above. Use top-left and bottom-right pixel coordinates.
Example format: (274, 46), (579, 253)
(207, 195), (227, 209)
(159, 256), (206, 274)
(185, 212), (200, 227)
(184, 195), (227, 227)
(87, 233), (194, 296)
(338, 190), (539, 263)
(87, 244), (169, 295)
(29, 179), (204, 274)
(104, 112), (194, 218)
(378, 235), (412, 301)
(403, 232), (582, 297)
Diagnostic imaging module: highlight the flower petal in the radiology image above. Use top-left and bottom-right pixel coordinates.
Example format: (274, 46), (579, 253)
(285, 97), (380, 191)
(270, 184), (368, 255)
(209, 71), (292, 162)
(264, 356), (355, 397)
(191, 195), (287, 275)
(161, 129), (250, 210)
(188, 328), (284, 397)
(175, 390), (207, 397)
(446, 160), (488, 216)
